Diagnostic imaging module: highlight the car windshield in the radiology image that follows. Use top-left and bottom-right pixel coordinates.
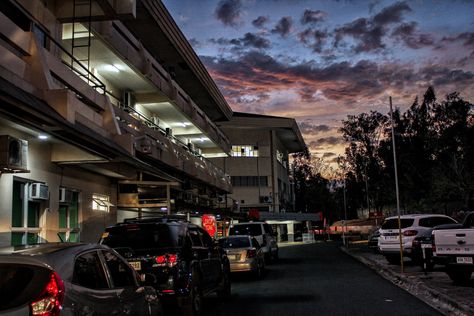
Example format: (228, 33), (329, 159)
(219, 237), (250, 248)
(229, 224), (262, 236)
(101, 224), (178, 250)
(381, 219), (415, 229)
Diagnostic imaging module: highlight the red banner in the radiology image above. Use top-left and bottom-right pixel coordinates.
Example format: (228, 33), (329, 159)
(202, 214), (217, 238)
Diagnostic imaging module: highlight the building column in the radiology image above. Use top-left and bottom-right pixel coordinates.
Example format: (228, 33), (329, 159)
(287, 222), (294, 242)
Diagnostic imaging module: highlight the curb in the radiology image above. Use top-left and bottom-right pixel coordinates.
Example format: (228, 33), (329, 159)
(340, 247), (472, 316)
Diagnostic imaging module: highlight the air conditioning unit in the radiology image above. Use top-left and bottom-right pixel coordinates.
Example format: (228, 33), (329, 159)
(59, 188), (73, 204)
(217, 195), (225, 203)
(0, 135), (28, 172)
(165, 128), (173, 137)
(29, 183), (49, 200)
(260, 196), (273, 204)
(136, 136), (153, 154)
(151, 116), (160, 126)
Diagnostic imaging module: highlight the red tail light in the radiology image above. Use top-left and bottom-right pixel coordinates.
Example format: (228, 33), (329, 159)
(31, 271), (65, 316)
(247, 249), (257, 258)
(155, 254), (178, 267)
(403, 230), (418, 237)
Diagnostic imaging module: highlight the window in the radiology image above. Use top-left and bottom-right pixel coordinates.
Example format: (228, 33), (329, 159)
(92, 194), (113, 212)
(73, 251), (109, 289)
(231, 145), (259, 157)
(101, 251), (136, 288)
(231, 176), (268, 187)
(11, 180), (43, 246)
(58, 191), (80, 242)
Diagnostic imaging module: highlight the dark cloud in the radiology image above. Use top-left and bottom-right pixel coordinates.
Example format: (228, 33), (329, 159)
(271, 17), (293, 37)
(334, 1), (412, 53)
(442, 32), (474, 48)
(209, 33), (270, 49)
(252, 16), (269, 28)
(298, 122), (333, 135)
(301, 9), (327, 25)
(322, 152), (337, 158)
(391, 22), (434, 49)
(214, 0), (242, 27)
(318, 136), (344, 146)
(299, 28), (328, 53)
(188, 38), (201, 48)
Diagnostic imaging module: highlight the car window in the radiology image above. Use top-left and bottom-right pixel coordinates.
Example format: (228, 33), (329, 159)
(418, 218), (432, 227)
(0, 264), (44, 311)
(189, 228), (203, 247)
(251, 238), (261, 249)
(432, 217), (456, 226)
(101, 251), (137, 288)
(381, 219), (414, 229)
(199, 228), (213, 247)
(229, 224), (263, 236)
(73, 251), (109, 289)
(219, 237), (250, 248)
(101, 224), (177, 250)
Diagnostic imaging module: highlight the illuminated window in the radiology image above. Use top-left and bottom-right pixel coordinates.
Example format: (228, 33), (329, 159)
(231, 145), (259, 157)
(92, 194), (113, 212)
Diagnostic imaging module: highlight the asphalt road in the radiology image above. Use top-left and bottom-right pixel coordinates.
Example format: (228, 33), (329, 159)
(203, 242), (442, 316)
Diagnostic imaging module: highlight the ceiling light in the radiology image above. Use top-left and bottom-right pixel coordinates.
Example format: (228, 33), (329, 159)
(38, 134), (49, 140)
(103, 64), (120, 73)
(113, 63), (125, 71)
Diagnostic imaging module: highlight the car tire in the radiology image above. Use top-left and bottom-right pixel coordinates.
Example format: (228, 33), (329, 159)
(385, 254), (401, 265)
(446, 268), (472, 285)
(216, 269), (231, 299)
(180, 273), (202, 316)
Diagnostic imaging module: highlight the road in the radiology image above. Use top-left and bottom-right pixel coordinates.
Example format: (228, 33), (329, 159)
(203, 242), (442, 316)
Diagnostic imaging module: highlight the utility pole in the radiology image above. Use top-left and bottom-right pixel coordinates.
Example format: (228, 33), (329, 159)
(389, 96), (404, 273)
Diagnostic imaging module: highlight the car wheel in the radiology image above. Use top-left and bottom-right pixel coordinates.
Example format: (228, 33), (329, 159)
(216, 269), (231, 298)
(180, 274), (202, 316)
(446, 268), (472, 285)
(385, 255), (401, 265)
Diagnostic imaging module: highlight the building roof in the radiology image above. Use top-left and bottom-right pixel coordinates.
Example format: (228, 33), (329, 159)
(218, 112), (306, 153)
(123, 0), (233, 122)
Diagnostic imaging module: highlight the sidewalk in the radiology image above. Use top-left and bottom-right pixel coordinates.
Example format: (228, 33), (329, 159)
(341, 244), (474, 316)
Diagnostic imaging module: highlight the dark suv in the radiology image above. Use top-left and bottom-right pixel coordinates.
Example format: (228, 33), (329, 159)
(100, 217), (231, 316)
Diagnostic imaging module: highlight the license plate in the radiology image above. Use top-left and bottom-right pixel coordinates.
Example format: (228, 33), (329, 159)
(129, 261), (141, 271)
(386, 236), (398, 240)
(456, 257), (473, 264)
(421, 244), (431, 249)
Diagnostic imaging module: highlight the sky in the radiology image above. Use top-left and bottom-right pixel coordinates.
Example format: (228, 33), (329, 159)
(161, 0), (474, 165)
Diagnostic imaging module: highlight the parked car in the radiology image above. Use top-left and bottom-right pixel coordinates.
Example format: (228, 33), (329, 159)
(100, 217), (231, 316)
(218, 235), (265, 279)
(367, 228), (381, 251)
(0, 243), (162, 316)
(378, 214), (457, 264)
(433, 211), (474, 284)
(228, 222), (278, 262)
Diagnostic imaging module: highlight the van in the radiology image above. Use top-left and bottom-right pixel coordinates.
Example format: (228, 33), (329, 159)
(228, 222), (278, 262)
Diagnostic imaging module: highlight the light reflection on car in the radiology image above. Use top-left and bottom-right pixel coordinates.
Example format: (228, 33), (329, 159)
(218, 235), (265, 279)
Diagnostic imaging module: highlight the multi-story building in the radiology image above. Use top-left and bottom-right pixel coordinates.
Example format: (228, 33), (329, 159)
(0, 0), (233, 245)
(211, 112), (306, 213)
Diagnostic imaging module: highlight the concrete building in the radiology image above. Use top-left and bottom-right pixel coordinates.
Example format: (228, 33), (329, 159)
(0, 0), (233, 246)
(210, 113), (308, 241)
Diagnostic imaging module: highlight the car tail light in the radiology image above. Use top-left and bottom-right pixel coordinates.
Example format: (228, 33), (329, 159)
(432, 238), (436, 254)
(31, 271), (65, 316)
(247, 249), (257, 258)
(155, 254), (178, 267)
(403, 230), (418, 237)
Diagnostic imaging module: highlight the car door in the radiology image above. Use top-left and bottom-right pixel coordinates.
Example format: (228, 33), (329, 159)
(188, 227), (212, 290)
(99, 250), (160, 316)
(198, 227), (222, 287)
(68, 250), (122, 316)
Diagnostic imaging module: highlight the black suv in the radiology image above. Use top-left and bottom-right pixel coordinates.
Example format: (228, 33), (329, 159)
(100, 217), (231, 316)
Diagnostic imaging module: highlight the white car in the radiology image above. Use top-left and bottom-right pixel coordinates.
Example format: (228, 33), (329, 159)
(378, 214), (457, 264)
(228, 222), (279, 262)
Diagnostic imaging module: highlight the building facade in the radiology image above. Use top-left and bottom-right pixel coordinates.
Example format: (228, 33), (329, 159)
(0, 0), (233, 245)
(211, 112), (306, 214)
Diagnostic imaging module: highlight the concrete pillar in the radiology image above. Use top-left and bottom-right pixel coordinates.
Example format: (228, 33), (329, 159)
(287, 222), (294, 242)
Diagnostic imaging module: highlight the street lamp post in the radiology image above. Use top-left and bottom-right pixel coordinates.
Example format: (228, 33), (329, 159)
(389, 96), (404, 273)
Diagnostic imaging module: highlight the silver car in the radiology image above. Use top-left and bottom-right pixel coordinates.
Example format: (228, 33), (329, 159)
(219, 235), (265, 279)
(0, 243), (162, 316)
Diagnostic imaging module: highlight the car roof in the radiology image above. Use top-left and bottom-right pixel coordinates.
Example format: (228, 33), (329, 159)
(384, 214), (450, 220)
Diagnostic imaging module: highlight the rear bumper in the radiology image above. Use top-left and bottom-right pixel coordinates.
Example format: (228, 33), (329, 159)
(230, 260), (258, 272)
(378, 242), (413, 256)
